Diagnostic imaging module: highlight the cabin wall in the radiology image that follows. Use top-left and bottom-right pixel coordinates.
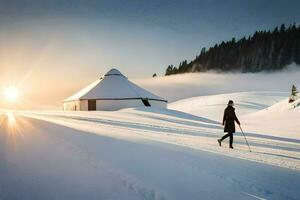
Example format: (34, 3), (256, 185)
(64, 99), (167, 111)
(95, 99), (144, 111)
(63, 101), (80, 111)
(94, 99), (167, 110)
(80, 100), (88, 111)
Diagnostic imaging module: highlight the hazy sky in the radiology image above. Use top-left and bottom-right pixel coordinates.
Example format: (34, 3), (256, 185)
(0, 0), (300, 109)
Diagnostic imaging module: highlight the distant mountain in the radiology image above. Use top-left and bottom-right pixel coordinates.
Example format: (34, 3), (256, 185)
(165, 24), (300, 75)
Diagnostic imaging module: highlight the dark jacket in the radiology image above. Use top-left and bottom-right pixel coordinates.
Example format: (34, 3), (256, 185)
(223, 106), (240, 133)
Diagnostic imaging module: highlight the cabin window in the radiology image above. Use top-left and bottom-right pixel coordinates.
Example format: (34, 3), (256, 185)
(88, 100), (96, 110)
(142, 99), (151, 107)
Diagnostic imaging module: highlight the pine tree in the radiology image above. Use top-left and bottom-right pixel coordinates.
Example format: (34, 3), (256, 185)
(165, 65), (174, 75)
(164, 23), (300, 75)
(289, 84), (299, 103)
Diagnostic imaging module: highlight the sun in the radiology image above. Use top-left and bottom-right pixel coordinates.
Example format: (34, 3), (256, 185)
(4, 86), (19, 102)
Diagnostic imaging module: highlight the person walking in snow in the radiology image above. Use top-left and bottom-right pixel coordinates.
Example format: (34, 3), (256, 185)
(218, 100), (240, 149)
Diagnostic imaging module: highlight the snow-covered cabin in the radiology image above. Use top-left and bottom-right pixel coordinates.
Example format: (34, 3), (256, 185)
(63, 68), (167, 111)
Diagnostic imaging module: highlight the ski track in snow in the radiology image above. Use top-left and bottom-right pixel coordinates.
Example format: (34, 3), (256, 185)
(20, 108), (300, 171)
(0, 108), (300, 199)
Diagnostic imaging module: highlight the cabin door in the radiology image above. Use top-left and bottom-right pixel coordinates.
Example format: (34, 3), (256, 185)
(88, 100), (96, 110)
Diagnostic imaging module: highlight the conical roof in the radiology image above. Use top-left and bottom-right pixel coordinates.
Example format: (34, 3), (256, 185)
(104, 68), (123, 76)
(64, 68), (167, 102)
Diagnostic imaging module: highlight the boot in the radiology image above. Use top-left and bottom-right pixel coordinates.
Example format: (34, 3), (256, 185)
(217, 139), (222, 147)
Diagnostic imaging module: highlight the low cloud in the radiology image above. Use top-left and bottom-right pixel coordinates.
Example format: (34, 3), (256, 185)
(134, 64), (300, 102)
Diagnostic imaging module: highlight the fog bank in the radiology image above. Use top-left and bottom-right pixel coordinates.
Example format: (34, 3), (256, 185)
(134, 64), (300, 102)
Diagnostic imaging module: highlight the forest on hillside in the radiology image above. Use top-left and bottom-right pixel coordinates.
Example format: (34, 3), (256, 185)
(165, 24), (300, 75)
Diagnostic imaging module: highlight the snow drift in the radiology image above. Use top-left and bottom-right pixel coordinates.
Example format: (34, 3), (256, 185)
(168, 91), (288, 120)
(242, 97), (300, 139)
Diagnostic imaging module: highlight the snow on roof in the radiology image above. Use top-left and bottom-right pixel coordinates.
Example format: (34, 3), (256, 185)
(104, 68), (123, 76)
(64, 79), (101, 102)
(64, 68), (167, 102)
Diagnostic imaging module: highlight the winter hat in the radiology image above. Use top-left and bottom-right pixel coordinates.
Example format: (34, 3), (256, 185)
(227, 100), (234, 106)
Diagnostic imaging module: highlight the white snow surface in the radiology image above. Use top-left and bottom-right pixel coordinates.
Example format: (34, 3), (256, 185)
(1, 103), (299, 199)
(242, 97), (300, 139)
(169, 91), (300, 139)
(168, 91), (288, 120)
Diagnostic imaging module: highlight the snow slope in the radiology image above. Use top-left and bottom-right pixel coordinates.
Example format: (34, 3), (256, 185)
(168, 91), (287, 121)
(1, 104), (300, 199)
(19, 108), (300, 170)
(1, 112), (300, 199)
(169, 90), (300, 139)
(242, 98), (300, 139)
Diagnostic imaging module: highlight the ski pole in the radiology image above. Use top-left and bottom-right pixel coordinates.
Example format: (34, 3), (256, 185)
(239, 125), (251, 152)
